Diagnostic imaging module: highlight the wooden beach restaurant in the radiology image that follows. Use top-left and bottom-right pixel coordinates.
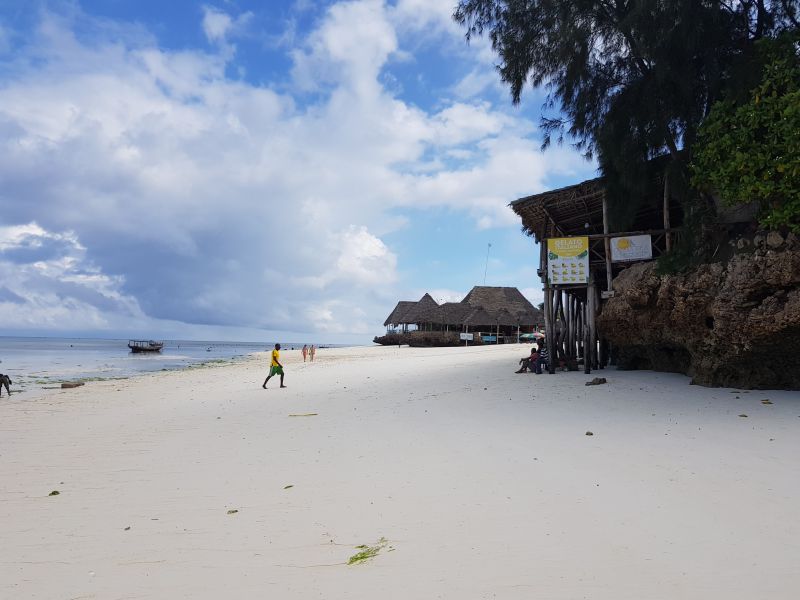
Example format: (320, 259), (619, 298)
(510, 172), (682, 374)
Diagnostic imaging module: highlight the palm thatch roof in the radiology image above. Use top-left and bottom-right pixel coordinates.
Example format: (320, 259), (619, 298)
(383, 287), (543, 329)
(461, 286), (541, 326)
(427, 302), (473, 325)
(463, 307), (496, 327)
(399, 293), (439, 323)
(383, 301), (417, 326)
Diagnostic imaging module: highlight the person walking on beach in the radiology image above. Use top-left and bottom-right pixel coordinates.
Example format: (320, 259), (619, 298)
(262, 343), (287, 389)
(302, 344), (308, 362)
(309, 345), (316, 362)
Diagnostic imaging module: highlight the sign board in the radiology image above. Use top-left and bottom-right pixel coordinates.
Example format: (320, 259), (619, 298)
(547, 237), (589, 285)
(459, 333), (474, 341)
(611, 235), (653, 262)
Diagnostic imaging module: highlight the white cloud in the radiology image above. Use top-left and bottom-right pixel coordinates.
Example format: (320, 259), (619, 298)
(520, 286), (545, 307)
(0, 2), (590, 339)
(201, 5), (253, 46)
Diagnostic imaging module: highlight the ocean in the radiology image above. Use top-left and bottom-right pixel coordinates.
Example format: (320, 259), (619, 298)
(0, 337), (316, 390)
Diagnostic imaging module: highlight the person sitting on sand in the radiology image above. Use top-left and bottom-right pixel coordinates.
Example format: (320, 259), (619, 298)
(515, 347), (539, 373)
(534, 342), (550, 374)
(262, 343), (287, 389)
(302, 344), (308, 362)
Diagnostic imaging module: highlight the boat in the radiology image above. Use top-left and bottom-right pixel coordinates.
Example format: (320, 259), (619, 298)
(128, 339), (164, 353)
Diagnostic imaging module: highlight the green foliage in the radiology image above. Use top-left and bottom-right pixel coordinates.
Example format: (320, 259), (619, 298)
(693, 34), (800, 232)
(655, 198), (716, 274)
(454, 1), (798, 217)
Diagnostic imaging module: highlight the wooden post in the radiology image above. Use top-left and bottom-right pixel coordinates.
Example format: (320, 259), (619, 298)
(552, 290), (563, 374)
(564, 294), (572, 359)
(571, 294), (578, 360)
(588, 277), (598, 370)
(602, 194), (613, 293)
(583, 292), (591, 374)
(544, 286), (554, 373)
(663, 172), (672, 251)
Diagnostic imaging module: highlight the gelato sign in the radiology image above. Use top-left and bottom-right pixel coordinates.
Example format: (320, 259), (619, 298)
(611, 234), (653, 262)
(547, 237), (589, 284)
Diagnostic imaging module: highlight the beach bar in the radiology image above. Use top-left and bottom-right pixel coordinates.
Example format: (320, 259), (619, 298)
(510, 171), (682, 374)
(381, 286), (543, 344)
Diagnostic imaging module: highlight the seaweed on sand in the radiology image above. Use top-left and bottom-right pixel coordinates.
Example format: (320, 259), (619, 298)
(347, 537), (392, 565)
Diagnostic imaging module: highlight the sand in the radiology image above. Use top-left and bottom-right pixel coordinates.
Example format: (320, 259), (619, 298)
(1, 344), (799, 599)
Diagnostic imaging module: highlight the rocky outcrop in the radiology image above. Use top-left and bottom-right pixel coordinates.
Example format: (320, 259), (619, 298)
(598, 232), (800, 389)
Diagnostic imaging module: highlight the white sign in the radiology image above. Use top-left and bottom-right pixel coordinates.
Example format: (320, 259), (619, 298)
(611, 235), (653, 262)
(459, 333), (474, 341)
(547, 237), (589, 285)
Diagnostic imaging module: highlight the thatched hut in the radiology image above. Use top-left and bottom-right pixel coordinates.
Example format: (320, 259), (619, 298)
(380, 286), (542, 344)
(383, 300), (417, 332)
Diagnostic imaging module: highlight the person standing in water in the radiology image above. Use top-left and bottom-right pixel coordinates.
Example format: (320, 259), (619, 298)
(301, 344), (308, 362)
(262, 343), (287, 389)
(309, 345), (316, 362)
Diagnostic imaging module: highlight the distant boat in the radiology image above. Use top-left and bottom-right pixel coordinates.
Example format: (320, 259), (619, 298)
(128, 340), (164, 353)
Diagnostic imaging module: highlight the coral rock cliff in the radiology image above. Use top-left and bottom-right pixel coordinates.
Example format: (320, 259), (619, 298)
(597, 232), (800, 389)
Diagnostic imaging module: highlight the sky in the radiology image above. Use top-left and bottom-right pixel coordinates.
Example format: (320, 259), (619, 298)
(0, 0), (596, 344)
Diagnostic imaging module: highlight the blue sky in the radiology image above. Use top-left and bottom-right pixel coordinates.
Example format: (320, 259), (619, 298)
(0, 0), (596, 343)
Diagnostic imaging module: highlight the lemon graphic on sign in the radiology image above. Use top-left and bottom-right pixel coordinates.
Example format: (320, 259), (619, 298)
(617, 238), (632, 250)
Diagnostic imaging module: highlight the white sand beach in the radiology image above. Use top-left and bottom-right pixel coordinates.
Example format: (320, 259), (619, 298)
(1, 344), (799, 599)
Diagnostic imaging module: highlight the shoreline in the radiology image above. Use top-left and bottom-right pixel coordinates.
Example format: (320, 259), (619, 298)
(1, 338), (364, 399)
(2, 344), (798, 598)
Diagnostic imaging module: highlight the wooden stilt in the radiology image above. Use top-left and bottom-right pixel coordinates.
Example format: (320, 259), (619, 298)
(552, 290), (563, 374)
(663, 172), (672, 251)
(544, 286), (554, 373)
(588, 278), (598, 370)
(583, 294), (591, 375)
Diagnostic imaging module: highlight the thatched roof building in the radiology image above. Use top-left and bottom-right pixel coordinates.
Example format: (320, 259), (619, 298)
(401, 293), (439, 323)
(383, 300), (417, 327)
(382, 286), (542, 333)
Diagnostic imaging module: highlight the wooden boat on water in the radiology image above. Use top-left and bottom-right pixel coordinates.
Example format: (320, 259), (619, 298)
(128, 339), (164, 353)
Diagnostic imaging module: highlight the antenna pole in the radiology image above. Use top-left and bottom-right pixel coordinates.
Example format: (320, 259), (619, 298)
(483, 242), (492, 285)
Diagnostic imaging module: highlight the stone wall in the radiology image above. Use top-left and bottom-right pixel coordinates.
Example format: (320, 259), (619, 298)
(597, 231), (800, 389)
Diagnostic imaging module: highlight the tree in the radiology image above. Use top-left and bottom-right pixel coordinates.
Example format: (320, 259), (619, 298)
(693, 33), (800, 232)
(453, 1), (798, 224)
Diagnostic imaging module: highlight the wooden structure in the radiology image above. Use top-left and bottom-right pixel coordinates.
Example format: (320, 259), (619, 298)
(382, 286), (543, 342)
(510, 173), (681, 374)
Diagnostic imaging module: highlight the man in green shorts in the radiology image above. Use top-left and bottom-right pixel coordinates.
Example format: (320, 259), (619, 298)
(262, 343), (287, 389)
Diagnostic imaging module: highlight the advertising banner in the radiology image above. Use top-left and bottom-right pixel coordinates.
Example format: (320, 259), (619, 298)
(547, 237), (589, 284)
(611, 235), (653, 262)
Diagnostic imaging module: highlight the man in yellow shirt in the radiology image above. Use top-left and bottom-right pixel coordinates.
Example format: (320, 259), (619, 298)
(262, 343), (287, 389)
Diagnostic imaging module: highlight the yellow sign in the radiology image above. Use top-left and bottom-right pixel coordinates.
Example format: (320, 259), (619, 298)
(547, 236), (589, 285)
(548, 237), (589, 257)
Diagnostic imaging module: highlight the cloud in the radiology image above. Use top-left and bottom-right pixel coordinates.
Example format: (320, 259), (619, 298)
(0, 2), (588, 339)
(201, 5), (253, 47)
(0, 222), (148, 331)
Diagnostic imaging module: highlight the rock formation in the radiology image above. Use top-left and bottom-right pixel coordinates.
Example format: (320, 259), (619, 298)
(597, 232), (800, 389)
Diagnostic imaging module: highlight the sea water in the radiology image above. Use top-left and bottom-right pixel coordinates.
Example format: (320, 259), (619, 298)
(0, 337), (302, 389)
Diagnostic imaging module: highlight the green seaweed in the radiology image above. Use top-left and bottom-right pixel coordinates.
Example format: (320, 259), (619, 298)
(348, 537), (389, 565)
